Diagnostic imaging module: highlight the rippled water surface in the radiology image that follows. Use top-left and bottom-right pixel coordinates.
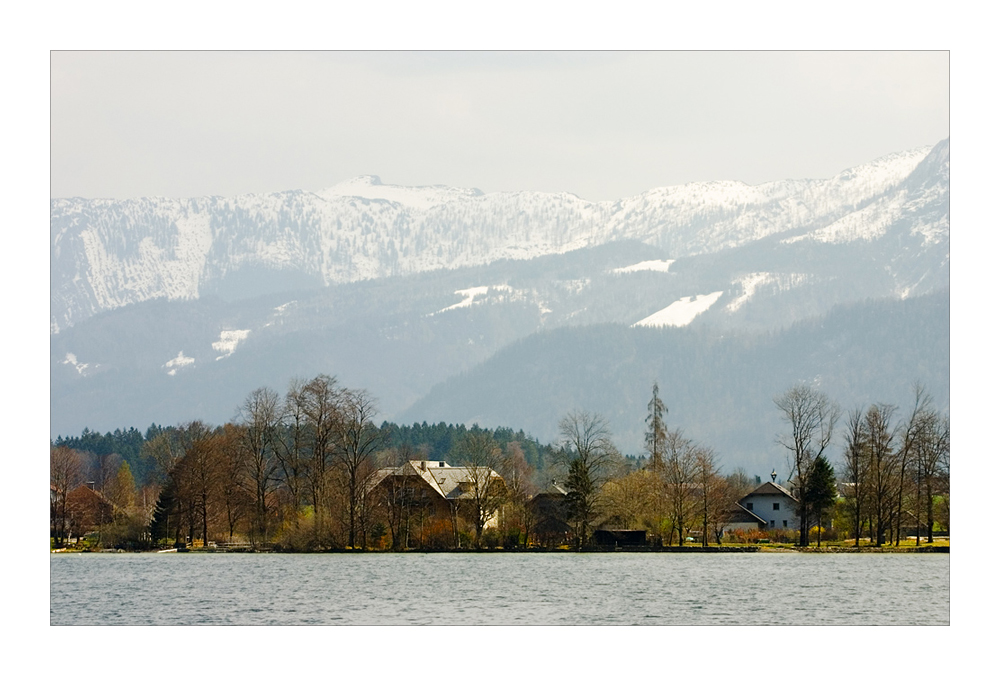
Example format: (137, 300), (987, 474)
(50, 552), (948, 625)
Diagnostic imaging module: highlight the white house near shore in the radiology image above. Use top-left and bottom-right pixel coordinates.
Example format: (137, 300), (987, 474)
(738, 481), (799, 531)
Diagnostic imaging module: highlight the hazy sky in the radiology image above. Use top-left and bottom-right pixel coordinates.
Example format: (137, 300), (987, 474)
(52, 50), (948, 203)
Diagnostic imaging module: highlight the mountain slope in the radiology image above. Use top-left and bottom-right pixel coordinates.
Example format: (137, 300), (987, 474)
(50, 139), (949, 472)
(50, 140), (945, 332)
(401, 290), (950, 471)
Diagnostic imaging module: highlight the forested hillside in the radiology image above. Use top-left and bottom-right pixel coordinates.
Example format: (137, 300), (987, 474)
(403, 290), (949, 471)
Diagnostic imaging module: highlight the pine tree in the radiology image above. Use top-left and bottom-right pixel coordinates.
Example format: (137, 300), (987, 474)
(804, 454), (837, 546)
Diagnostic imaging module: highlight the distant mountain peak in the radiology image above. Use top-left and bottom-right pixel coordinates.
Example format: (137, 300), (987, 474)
(50, 140), (948, 333)
(316, 174), (483, 209)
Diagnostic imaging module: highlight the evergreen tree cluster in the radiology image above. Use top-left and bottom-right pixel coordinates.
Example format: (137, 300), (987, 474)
(379, 421), (552, 471)
(53, 424), (170, 486)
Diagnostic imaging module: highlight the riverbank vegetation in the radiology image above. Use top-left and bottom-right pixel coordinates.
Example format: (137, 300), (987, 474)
(50, 377), (948, 552)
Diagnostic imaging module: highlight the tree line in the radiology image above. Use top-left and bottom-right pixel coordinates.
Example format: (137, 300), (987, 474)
(50, 375), (558, 551)
(51, 376), (949, 551)
(773, 382), (950, 547)
(554, 383), (757, 549)
(532, 381), (949, 549)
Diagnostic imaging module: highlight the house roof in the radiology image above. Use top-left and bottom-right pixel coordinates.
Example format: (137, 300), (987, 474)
(740, 481), (798, 503)
(727, 503), (768, 526)
(369, 460), (504, 501)
(536, 479), (568, 497)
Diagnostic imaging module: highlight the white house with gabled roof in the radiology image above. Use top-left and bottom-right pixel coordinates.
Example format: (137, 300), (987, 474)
(738, 480), (799, 530)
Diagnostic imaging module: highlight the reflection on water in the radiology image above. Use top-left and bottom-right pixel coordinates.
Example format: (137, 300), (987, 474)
(50, 552), (948, 625)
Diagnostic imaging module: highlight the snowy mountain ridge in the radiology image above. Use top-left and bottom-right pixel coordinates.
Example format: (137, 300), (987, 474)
(50, 140), (946, 332)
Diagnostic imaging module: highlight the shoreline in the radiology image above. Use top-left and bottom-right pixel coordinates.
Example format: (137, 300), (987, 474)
(51, 545), (949, 554)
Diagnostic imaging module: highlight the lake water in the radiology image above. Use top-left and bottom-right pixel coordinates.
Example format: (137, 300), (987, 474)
(50, 551), (949, 625)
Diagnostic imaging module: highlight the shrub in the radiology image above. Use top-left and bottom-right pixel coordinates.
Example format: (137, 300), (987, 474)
(481, 528), (501, 549)
(808, 525), (841, 543)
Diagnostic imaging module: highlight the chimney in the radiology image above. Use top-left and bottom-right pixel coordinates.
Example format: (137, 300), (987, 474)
(420, 460), (426, 471)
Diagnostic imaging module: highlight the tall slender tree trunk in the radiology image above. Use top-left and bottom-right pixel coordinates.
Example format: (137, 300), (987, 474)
(348, 472), (357, 549)
(202, 493), (209, 548)
(799, 503), (809, 547)
(926, 481), (935, 543)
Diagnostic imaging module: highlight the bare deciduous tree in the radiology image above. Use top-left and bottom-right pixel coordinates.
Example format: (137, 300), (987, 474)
(864, 403), (898, 547)
(774, 385), (840, 546)
(916, 412), (949, 543)
(842, 407), (870, 547)
(216, 423), (250, 542)
(894, 384), (934, 545)
(457, 429), (508, 549)
(51, 445), (84, 546)
(661, 429), (698, 546)
(238, 387), (282, 548)
(334, 388), (388, 549)
(499, 441), (535, 549)
(300, 375), (343, 544)
(274, 379), (312, 529)
(558, 411), (619, 548)
(601, 469), (658, 531)
(174, 421), (220, 548)
(693, 447), (731, 547)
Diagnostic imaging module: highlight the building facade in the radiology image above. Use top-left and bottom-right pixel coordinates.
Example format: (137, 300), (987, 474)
(738, 481), (799, 530)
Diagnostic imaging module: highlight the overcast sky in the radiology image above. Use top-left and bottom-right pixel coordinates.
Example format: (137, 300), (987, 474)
(52, 50), (948, 203)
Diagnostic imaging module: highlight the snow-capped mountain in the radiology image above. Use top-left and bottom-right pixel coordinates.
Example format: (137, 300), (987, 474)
(50, 139), (947, 332)
(50, 139), (949, 470)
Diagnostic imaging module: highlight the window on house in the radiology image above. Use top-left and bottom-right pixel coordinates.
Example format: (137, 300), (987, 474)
(770, 520), (775, 527)
(773, 503), (779, 510)
(783, 520), (787, 527)
(746, 502), (753, 510)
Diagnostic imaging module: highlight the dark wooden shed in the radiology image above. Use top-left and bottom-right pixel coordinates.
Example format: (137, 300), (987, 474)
(592, 529), (647, 546)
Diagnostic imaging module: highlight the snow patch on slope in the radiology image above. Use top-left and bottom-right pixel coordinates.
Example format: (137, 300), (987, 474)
(62, 352), (94, 375)
(633, 292), (724, 328)
(610, 259), (675, 274)
(726, 272), (810, 312)
(213, 329), (251, 360)
(163, 351), (195, 376)
(433, 286), (490, 314)
(430, 284), (527, 315)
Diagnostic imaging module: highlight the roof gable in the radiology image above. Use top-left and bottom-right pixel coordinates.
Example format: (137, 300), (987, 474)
(367, 461), (503, 501)
(728, 503), (768, 525)
(741, 481), (797, 502)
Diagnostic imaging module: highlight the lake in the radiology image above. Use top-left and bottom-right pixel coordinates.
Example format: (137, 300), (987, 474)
(50, 551), (949, 625)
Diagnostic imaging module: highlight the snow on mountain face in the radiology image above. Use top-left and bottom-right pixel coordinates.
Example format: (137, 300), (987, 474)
(610, 259), (675, 274)
(50, 140), (948, 332)
(163, 351), (194, 376)
(726, 272), (810, 313)
(782, 142), (949, 248)
(212, 329), (251, 360)
(632, 292), (725, 328)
